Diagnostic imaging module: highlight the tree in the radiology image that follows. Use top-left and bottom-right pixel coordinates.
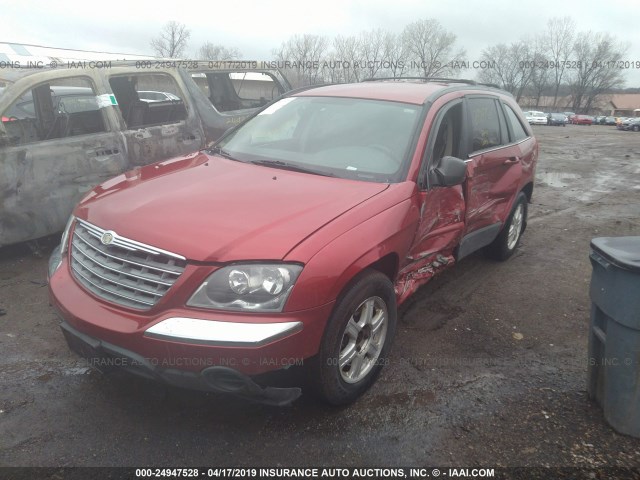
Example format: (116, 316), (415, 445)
(358, 28), (387, 79)
(568, 31), (627, 112)
(198, 42), (241, 60)
(327, 34), (361, 83)
(542, 17), (576, 108)
(477, 40), (537, 102)
(274, 34), (328, 86)
(150, 21), (191, 58)
(402, 18), (465, 78)
(528, 37), (552, 108)
(382, 31), (409, 78)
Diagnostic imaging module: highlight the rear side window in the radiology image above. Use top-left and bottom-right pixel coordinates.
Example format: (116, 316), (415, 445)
(108, 73), (187, 129)
(467, 97), (502, 152)
(1, 77), (106, 147)
(503, 104), (529, 142)
(192, 72), (281, 112)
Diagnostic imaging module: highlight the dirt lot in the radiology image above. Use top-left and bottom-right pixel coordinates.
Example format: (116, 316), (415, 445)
(1, 125), (639, 472)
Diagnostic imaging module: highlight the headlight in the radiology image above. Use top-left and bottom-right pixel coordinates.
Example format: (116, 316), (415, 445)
(188, 263), (303, 312)
(48, 215), (75, 277)
(60, 215), (75, 254)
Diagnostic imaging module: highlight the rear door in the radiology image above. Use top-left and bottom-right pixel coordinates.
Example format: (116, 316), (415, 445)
(105, 70), (204, 166)
(0, 73), (126, 246)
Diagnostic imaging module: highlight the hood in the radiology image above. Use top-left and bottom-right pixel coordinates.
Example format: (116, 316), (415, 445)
(76, 152), (389, 262)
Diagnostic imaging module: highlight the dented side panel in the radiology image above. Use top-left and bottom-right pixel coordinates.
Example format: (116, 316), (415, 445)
(464, 144), (524, 235)
(395, 186), (466, 303)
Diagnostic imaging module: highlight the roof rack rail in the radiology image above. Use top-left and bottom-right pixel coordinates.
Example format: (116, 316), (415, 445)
(362, 76), (478, 85)
(362, 77), (503, 89)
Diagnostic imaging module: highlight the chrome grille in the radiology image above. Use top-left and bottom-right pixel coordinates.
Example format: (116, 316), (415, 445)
(70, 219), (186, 310)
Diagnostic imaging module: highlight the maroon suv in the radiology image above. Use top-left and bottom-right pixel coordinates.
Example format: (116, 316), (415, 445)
(48, 79), (538, 405)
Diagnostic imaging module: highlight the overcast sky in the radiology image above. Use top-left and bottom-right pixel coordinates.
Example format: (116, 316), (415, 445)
(2, 0), (639, 85)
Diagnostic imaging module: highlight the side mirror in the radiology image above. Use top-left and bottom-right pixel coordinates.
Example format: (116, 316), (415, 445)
(430, 156), (467, 187)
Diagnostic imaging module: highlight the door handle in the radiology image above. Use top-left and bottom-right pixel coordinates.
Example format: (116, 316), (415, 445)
(87, 147), (120, 160)
(503, 156), (520, 165)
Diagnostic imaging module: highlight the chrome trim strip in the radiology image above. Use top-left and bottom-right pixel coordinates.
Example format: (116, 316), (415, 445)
(71, 251), (164, 297)
(76, 218), (186, 260)
(70, 263), (155, 306)
(73, 233), (182, 276)
(144, 317), (304, 347)
(71, 238), (174, 286)
(467, 137), (530, 158)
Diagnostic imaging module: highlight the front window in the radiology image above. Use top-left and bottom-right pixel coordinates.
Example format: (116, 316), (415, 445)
(216, 96), (422, 183)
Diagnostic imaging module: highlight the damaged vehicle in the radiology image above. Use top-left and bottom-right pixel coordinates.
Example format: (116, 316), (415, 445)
(0, 62), (290, 247)
(48, 79), (538, 405)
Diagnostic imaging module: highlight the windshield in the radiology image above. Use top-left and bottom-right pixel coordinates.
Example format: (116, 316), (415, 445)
(216, 96), (422, 183)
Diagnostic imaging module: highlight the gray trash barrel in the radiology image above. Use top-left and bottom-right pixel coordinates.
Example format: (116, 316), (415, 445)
(588, 236), (640, 437)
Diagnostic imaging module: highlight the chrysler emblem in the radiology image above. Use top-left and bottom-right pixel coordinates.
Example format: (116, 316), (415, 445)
(101, 231), (115, 245)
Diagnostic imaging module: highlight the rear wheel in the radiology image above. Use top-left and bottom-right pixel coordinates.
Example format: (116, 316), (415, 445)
(309, 270), (397, 405)
(633, 125), (640, 132)
(485, 192), (527, 261)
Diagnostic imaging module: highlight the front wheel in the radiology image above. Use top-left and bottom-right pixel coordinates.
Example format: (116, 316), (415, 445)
(309, 270), (397, 405)
(485, 192), (528, 261)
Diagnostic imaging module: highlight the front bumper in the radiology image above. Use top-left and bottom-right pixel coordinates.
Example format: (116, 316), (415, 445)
(49, 254), (333, 379)
(59, 320), (302, 406)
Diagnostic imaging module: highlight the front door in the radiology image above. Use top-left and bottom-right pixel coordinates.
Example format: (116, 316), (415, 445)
(106, 71), (204, 167)
(0, 74), (126, 246)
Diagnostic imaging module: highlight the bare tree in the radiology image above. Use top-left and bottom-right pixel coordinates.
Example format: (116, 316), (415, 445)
(542, 17), (576, 108)
(198, 42), (241, 60)
(568, 31), (627, 112)
(477, 40), (537, 102)
(528, 37), (552, 108)
(328, 34), (361, 83)
(274, 34), (328, 86)
(150, 21), (191, 58)
(358, 28), (387, 79)
(402, 18), (465, 78)
(382, 31), (409, 78)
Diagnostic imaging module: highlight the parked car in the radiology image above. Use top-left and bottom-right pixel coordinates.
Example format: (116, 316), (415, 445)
(615, 117), (630, 128)
(618, 117), (640, 131)
(48, 79), (538, 405)
(604, 116), (617, 126)
(0, 61), (291, 247)
(571, 114), (593, 125)
(525, 110), (547, 125)
(547, 113), (567, 126)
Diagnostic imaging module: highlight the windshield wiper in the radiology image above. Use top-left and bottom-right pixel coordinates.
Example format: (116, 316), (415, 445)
(209, 145), (240, 161)
(250, 159), (335, 177)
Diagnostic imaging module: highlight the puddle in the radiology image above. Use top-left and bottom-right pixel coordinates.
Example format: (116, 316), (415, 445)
(536, 172), (580, 188)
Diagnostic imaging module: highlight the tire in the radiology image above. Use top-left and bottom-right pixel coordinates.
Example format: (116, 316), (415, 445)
(309, 269), (397, 405)
(633, 125), (640, 132)
(485, 192), (528, 261)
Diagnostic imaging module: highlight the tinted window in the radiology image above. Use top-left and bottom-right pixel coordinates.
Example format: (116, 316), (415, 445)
(503, 104), (528, 142)
(1, 77), (106, 147)
(192, 72), (281, 112)
(468, 97), (502, 151)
